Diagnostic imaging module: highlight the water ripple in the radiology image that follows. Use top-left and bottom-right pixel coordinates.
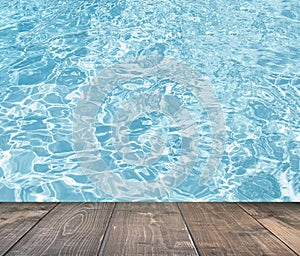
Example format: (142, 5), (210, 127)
(0, 0), (299, 201)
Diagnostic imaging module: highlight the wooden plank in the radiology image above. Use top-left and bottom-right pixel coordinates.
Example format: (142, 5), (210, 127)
(100, 203), (199, 256)
(0, 203), (57, 256)
(6, 203), (115, 256)
(239, 203), (300, 255)
(178, 203), (296, 256)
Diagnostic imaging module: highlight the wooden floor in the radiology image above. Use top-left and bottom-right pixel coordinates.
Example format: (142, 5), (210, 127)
(0, 203), (299, 256)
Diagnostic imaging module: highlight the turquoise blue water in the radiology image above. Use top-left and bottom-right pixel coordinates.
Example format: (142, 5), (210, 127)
(0, 0), (299, 201)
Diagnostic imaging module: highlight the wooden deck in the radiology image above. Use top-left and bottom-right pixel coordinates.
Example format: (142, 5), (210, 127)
(0, 203), (299, 255)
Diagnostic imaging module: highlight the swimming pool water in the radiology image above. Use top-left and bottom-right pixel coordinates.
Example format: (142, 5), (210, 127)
(0, 0), (299, 201)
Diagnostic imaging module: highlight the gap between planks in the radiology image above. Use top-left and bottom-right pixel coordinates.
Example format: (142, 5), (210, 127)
(178, 203), (297, 256)
(99, 202), (199, 255)
(238, 203), (300, 256)
(5, 203), (115, 256)
(0, 203), (58, 256)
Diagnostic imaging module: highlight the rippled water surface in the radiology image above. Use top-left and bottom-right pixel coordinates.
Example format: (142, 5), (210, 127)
(0, 0), (299, 201)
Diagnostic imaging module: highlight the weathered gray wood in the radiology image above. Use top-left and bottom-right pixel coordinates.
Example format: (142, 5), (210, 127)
(100, 203), (199, 256)
(239, 203), (300, 255)
(178, 203), (296, 256)
(0, 203), (57, 256)
(2, 203), (298, 255)
(6, 203), (115, 256)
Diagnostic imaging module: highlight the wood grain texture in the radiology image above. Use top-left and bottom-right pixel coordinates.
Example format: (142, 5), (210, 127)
(239, 203), (300, 255)
(100, 203), (198, 256)
(6, 203), (115, 256)
(178, 203), (296, 256)
(0, 203), (57, 256)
